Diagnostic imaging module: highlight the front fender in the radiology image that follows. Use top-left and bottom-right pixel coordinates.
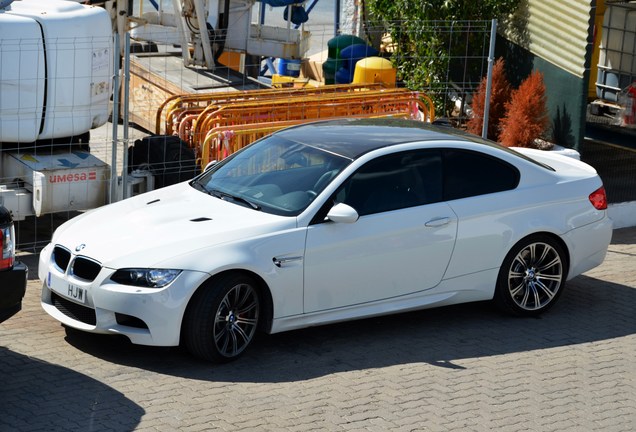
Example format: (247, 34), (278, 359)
(156, 227), (308, 319)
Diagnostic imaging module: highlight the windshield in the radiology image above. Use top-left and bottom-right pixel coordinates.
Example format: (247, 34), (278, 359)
(192, 135), (352, 216)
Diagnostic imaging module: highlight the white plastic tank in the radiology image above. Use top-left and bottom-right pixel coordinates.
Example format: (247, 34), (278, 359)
(0, 0), (113, 143)
(596, 2), (636, 102)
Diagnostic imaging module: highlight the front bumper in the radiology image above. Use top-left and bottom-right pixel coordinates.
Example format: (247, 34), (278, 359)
(39, 244), (209, 346)
(0, 262), (28, 323)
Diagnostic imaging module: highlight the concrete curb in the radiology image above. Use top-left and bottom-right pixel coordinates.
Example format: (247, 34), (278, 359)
(608, 201), (636, 229)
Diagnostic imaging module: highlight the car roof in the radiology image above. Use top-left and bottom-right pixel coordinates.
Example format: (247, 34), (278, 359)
(273, 118), (495, 160)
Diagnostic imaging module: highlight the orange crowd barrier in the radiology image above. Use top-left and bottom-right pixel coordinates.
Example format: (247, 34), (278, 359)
(201, 112), (418, 167)
(154, 84), (436, 169)
(156, 83), (388, 135)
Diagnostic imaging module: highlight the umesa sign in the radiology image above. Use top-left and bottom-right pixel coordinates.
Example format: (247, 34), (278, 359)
(49, 172), (98, 183)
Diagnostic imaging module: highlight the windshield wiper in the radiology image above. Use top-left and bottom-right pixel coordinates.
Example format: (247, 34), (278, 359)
(208, 189), (261, 211)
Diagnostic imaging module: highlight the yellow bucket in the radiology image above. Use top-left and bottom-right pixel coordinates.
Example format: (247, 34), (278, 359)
(352, 57), (396, 87)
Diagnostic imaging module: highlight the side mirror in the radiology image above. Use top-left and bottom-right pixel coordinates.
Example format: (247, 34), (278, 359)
(327, 203), (359, 224)
(204, 160), (218, 172)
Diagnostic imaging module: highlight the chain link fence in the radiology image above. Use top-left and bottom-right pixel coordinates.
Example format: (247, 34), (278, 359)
(360, 20), (497, 125)
(2, 16), (498, 251)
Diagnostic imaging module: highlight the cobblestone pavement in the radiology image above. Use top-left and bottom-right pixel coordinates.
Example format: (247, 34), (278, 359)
(1, 228), (635, 432)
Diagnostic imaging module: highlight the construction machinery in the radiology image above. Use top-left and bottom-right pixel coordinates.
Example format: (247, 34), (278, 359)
(0, 0), (432, 222)
(0, 0), (311, 220)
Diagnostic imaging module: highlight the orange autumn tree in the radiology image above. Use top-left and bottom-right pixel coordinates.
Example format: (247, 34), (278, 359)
(499, 70), (550, 148)
(467, 57), (511, 140)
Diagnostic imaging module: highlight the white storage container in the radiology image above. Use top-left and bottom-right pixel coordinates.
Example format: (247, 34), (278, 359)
(0, 12), (45, 143)
(1, 150), (110, 216)
(0, 0), (113, 143)
(596, 2), (636, 102)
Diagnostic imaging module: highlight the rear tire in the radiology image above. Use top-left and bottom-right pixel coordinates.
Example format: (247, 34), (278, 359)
(494, 235), (568, 317)
(128, 135), (200, 189)
(183, 274), (260, 363)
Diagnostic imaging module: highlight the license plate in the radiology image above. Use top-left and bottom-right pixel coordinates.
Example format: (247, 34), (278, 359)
(65, 284), (86, 304)
(48, 272), (88, 304)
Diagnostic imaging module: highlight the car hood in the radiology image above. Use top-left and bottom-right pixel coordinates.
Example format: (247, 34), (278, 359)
(52, 182), (295, 269)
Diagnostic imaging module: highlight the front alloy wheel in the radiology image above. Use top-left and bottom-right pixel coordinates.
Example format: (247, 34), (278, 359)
(184, 274), (260, 362)
(213, 281), (259, 358)
(495, 235), (567, 317)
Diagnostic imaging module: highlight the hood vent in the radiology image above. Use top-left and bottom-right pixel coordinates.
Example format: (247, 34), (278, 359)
(190, 217), (212, 222)
(146, 199), (160, 205)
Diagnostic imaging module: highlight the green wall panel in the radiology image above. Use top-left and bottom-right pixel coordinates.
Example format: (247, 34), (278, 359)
(497, 39), (590, 151)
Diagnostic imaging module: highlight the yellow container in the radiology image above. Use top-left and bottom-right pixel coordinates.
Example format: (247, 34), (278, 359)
(352, 57), (396, 87)
(271, 74), (321, 88)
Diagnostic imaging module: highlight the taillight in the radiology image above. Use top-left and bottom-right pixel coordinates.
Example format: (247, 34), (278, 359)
(0, 224), (15, 270)
(589, 186), (608, 210)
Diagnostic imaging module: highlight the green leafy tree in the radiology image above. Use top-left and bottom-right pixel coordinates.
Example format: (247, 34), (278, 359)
(365, 0), (520, 114)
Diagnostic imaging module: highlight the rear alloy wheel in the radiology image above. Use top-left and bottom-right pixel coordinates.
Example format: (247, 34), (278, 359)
(184, 274), (260, 362)
(495, 235), (567, 317)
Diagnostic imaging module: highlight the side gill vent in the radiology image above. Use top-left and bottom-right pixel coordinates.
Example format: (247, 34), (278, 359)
(190, 217), (212, 222)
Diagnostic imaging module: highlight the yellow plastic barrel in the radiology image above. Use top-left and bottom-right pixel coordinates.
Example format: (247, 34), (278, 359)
(352, 57), (396, 87)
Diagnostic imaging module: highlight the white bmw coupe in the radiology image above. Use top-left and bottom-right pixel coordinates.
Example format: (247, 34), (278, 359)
(40, 119), (613, 362)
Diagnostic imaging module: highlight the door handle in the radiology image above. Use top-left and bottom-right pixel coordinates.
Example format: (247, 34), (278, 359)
(425, 217), (451, 227)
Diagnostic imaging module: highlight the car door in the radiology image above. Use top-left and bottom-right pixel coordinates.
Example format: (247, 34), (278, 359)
(303, 149), (457, 313)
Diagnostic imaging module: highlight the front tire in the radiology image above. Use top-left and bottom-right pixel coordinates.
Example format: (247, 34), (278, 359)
(494, 235), (568, 317)
(184, 274), (260, 362)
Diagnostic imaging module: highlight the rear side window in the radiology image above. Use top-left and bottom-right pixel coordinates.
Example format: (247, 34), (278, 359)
(443, 149), (519, 200)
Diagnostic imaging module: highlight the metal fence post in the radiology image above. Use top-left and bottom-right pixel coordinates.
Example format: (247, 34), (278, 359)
(335, 0), (341, 36)
(110, 32), (120, 203)
(122, 32), (131, 199)
(482, 19), (498, 140)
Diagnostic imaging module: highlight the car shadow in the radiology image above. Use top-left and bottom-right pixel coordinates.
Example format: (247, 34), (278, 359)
(608, 227), (636, 246)
(62, 274), (636, 383)
(0, 348), (144, 430)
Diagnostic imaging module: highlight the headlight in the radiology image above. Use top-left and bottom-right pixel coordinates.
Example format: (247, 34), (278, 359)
(110, 268), (181, 288)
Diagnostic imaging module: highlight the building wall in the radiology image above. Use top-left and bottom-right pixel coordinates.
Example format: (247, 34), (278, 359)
(500, 0), (596, 149)
(496, 36), (589, 149)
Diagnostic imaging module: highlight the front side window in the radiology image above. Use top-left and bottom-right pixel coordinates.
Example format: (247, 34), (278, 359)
(192, 135), (351, 216)
(336, 150), (443, 216)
